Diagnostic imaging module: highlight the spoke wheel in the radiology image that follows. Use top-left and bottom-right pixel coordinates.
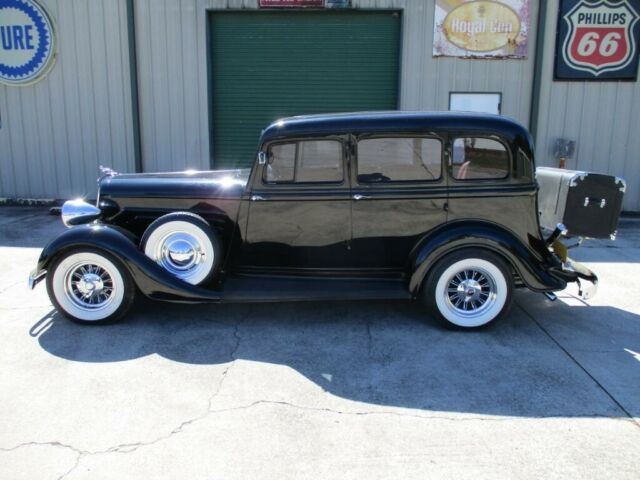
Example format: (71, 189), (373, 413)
(47, 250), (135, 324)
(424, 249), (513, 329)
(64, 261), (117, 311)
(444, 267), (498, 320)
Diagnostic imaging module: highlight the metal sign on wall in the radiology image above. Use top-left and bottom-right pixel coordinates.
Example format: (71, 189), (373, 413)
(0, 0), (56, 86)
(555, 0), (640, 80)
(433, 0), (530, 58)
(259, 0), (350, 7)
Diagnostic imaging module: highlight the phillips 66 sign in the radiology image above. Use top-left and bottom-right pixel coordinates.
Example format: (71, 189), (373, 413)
(555, 0), (640, 80)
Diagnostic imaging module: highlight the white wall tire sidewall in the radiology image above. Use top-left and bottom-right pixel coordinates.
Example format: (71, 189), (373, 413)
(434, 258), (508, 328)
(143, 220), (215, 285)
(52, 252), (126, 322)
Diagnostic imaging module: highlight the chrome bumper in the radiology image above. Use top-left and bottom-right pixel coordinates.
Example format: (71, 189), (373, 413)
(563, 259), (598, 300)
(550, 257), (598, 300)
(28, 269), (46, 290)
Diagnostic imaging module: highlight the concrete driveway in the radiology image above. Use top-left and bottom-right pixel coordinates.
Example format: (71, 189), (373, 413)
(1, 207), (639, 479)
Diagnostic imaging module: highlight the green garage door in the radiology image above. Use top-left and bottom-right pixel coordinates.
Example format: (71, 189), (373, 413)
(209, 11), (400, 168)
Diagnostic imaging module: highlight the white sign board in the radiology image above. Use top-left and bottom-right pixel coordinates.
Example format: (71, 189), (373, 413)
(450, 93), (502, 115)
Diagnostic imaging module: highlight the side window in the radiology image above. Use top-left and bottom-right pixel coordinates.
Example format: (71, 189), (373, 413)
(357, 137), (442, 183)
(266, 143), (295, 182)
(451, 137), (509, 180)
(296, 140), (342, 182)
(264, 140), (343, 184)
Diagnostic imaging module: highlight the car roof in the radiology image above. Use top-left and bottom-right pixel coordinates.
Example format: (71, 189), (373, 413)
(260, 111), (530, 144)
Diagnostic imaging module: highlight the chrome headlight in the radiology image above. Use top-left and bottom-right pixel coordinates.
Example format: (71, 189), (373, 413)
(61, 199), (101, 227)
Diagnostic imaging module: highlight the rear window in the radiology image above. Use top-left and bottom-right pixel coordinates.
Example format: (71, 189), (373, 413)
(451, 137), (509, 180)
(264, 140), (343, 184)
(357, 137), (442, 183)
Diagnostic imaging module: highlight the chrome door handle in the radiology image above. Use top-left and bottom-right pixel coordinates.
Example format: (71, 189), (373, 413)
(353, 194), (371, 201)
(251, 195), (266, 201)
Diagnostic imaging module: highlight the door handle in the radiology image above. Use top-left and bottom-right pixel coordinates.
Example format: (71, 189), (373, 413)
(353, 194), (371, 201)
(583, 197), (605, 208)
(251, 195), (267, 201)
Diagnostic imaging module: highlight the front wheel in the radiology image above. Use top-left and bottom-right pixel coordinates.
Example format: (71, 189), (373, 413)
(46, 249), (136, 324)
(423, 249), (513, 329)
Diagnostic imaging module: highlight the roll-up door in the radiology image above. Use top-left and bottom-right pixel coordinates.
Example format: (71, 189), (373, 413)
(209, 10), (401, 168)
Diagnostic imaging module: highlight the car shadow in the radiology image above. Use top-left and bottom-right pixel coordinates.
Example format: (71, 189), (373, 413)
(30, 291), (640, 418)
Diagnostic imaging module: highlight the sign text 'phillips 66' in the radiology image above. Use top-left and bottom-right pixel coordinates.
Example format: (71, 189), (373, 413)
(555, 0), (640, 80)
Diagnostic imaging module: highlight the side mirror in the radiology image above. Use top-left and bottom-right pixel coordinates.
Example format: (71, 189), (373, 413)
(258, 151), (267, 165)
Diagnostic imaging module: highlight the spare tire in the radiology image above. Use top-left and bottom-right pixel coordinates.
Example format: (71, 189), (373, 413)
(141, 212), (222, 285)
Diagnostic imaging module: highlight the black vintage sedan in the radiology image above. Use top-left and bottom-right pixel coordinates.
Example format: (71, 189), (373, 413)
(29, 112), (609, 329)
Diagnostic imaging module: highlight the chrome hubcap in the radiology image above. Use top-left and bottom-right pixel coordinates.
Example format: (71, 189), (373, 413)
(156, 232), (205, 279)
(445, 268), (497, 317)
(64, 263), (114, 310)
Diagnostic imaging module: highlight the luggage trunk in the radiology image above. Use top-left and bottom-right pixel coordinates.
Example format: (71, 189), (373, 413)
(536, 167), (625, 239)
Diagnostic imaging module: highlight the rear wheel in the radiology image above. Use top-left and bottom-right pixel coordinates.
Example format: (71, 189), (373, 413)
(46, 249), (135, 324)
(423, 249), (513, 329)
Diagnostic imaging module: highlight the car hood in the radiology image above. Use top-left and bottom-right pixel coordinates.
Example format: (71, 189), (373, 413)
(99, 168), (251, 200)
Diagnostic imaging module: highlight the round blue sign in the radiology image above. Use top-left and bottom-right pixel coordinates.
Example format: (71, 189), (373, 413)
(0, 0), (56, 86)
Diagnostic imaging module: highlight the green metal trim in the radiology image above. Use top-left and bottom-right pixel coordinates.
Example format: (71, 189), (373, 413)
(529, 0), (549, 142)
(126, 0), (143, 173)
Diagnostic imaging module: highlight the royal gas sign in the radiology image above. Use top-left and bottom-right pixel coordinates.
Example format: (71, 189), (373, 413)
(433, 0), (529, 58)
(555, 0), (640, 80)
(0, 0), (56, 86)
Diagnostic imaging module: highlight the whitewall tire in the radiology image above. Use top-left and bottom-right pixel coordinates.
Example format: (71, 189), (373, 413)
(141, 212), (222, 285)
(47, 250), (135, 324)
(424, 249), (513, 329)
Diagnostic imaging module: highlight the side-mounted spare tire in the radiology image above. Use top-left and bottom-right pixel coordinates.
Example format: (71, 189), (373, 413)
(141, 212), (222, 285)
(423, 248), (514, 329)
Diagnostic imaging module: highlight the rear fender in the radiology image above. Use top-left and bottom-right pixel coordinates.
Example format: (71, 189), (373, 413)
(35, 224), (222, 302)
(408, 221), (566, 295)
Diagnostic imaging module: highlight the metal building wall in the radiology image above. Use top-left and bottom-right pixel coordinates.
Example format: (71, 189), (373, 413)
(0, 0), (135, 200)
(535, 0), (640, 211)
(135, 0), (538, 173)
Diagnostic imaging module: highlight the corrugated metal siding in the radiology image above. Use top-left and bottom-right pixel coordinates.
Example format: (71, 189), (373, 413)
(0, 0), (135, 200)
(535, 0), (640, 212)
(399, 0), (538, 126)
(136, 0), (537, 172)
(13, 0), (639, 210)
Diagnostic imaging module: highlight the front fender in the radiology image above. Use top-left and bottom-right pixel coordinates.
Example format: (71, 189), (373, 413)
(408, 221), (566, 295)
(34, 224), (222, 302)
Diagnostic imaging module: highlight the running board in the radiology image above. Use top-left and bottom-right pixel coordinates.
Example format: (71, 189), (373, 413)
(220, 276), (412, 303)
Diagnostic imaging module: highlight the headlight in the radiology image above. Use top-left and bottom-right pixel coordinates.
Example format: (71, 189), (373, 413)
(61, 199), (101, 227)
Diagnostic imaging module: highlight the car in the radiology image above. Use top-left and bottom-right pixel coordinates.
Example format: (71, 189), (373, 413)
(28, 111), (620, 329)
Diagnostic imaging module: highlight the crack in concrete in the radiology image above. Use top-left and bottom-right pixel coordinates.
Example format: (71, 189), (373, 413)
(0, 319), (246, 479)
(0, 279), (26, 295)
(4, 399), (636, 465)
(4, 303), (639, 474)
(56, 453), (81, 480)
(207, 321), (242, 410)
(516, 301), (640, 430)
(205, 399), (638, 425)
(365, 318), (374, 359)
(0, 441), (84, 455)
